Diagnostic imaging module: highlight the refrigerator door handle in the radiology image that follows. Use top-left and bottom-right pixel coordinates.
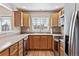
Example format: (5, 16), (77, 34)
(70, 11), (77, 56)
(69, 11), (75, 55)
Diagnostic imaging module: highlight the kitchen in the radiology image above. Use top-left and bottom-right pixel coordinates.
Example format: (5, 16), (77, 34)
(0, 3), (77, 56)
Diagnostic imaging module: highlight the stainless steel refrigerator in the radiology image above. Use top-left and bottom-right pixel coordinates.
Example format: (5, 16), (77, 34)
(69, 11), (79, 56)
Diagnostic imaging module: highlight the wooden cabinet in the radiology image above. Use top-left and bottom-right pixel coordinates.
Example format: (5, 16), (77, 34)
(59, 9), (64, 16)
(0, 49), (9, 56)
(23, 13), (30, 26)
(10, 43), (18, 56)
(18, 40), (23, 56)
(0, 39), (25, 56)
(14, 11), (30, 27)
(29, 35), (53, 50)
(40, 36), (48, 49)
(29, 35), (33, 49)
(59, 41), (64, 56)
(51, 12), (59, 26)
(14, 11), (22, 26)
(33, 36), (40, 49)
(47, 36), (53, 49)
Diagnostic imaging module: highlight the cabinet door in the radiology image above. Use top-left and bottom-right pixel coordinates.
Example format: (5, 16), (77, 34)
(29, 35), (33, 49)
(23, 13), (30, 26)
(60, 42), (64, 56)
(32, 35), (40, 49)
(18, 40), (23, 56)
(47, 36), (53, 49)
(40, 36), (48, 49)
(51, 12), (59, 26)
(0, 49), (9, 56)
(14, 11), (21, 26)
(10, 43), (18, 56)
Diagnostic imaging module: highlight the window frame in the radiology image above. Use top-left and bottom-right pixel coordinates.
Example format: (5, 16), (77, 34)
(30, 16), (51, 33)
(0, 16), (12, 32)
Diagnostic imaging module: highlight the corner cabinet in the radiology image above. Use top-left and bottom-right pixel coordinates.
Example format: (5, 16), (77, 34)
(51, 12), (59, 27)
(14, 11), (30, 27)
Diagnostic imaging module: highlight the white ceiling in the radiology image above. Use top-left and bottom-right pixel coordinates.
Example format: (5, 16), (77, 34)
(2, 3), (64, 11)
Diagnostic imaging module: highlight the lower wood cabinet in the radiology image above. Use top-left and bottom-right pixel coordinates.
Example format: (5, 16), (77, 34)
(10, 43), (18, 56)
(29, 35), (53, 50)
(33, 35), (40, 49)
(60, 47), (64, 56)
(18, 40), (23, 56)
(59, 42), (64, 56)
(29, 35), (33, 49)
(40, 36), (48, 49)
(0, 39), (25, 56)
(47, 36), (53, 49)
(0, 49), (9, 56)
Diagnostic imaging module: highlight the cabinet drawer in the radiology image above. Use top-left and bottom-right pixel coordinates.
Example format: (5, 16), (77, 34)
(10, 43), (18, 55)
(0, 49), (9, 56)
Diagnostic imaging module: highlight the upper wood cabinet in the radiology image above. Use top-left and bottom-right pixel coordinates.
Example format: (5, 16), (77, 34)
(23, 13), (30, 26)
(51, 12), (59, 26)
(59, 9), (64, 16)
(14, 11), (22, 26)
(14, 11), (30, 27)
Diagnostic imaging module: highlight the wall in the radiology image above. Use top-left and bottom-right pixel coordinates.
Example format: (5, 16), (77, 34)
(29, 11), (52, 17)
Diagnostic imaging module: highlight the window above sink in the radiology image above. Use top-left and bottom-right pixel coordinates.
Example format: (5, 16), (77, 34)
(30, 16), (51, 33)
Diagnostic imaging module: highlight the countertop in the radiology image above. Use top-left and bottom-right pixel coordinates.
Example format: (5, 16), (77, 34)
(0, 33), (64, 52)
(0, 34), (28, 52)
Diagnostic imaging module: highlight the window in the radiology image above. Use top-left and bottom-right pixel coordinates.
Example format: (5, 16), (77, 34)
(0, 16), (12, 32)
(31, 16), (50, 32)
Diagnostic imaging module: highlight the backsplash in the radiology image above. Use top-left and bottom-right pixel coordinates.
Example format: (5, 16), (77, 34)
(21, 26), (30, 34)
(52, 26), (61, 34)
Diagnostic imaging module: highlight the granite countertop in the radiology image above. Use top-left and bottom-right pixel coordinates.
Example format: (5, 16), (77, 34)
(0, 34), (28, 52)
